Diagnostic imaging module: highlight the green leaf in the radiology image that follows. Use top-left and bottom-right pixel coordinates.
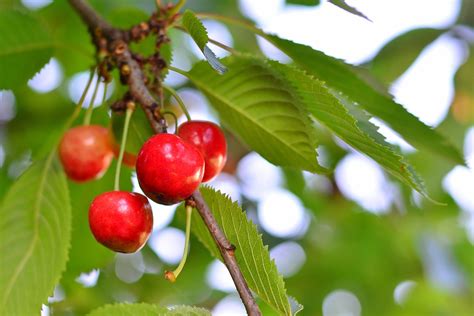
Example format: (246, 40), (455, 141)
(86, 303), (210, 316)
(267, 60), (428, 196)
(191, 187), (295, 315)
(451, 49), (474, 124)
(265, 34), (465, 165)
(181, 10), (227, 74)
(182, 10), (208, 50)
(368, 28), (445, 83)
(328, 0), (371, 21)
(286, 0), (320, 6)
(0, 156), (71, 315)
(186, 56), (327, 173)
(0, 10), (54, 89)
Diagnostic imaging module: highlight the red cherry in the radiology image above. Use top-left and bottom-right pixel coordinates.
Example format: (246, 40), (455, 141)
(59, 125), (113, 182)
(178, 121), (227, 182)
(136, 133), (205, 205)
(89, 191), (153, 253)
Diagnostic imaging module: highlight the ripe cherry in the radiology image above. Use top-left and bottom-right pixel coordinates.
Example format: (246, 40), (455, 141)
(136, 133), (205, 205)
(59, 125), (113, 182)
(89, 191), (153, 253)
(178, 121), (227, 182)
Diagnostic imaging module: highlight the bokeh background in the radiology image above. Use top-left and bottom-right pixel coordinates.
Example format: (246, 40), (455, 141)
(0, 0), (473, 315)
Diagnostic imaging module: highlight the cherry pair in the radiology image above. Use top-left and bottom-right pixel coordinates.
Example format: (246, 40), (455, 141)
(136, 120), (227, 205)
(58, 125), (153, 253)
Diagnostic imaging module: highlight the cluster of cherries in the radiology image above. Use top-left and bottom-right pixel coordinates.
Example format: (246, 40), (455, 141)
(59, 120), (227, 254)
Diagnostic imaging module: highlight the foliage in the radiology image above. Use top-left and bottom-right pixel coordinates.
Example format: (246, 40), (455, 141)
(190, 187), (295, 315)
(0, 0), (472, 315)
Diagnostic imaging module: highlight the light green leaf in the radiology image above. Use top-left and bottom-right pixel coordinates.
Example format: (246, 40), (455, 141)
(265, 34), (464, 165)
(267, 60), (428, 195)
(0, 10), (54, 89)
(186, 56), (327, 173)
(328, 0), (371, 21)
(368, 28), (445, 83)
(181, 10), (226, 74)
(86, 303), (210, 316)
(0, 156), (71, 315)
(182, 10), (208, 50)
(191, 187), (295, 315)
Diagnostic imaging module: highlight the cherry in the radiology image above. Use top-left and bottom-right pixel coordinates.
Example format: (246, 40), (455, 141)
(136, 133), (205, 205)
(178, 121), (227, 182)
(89, 191), (153, 253)
(59, 125), (113, 182)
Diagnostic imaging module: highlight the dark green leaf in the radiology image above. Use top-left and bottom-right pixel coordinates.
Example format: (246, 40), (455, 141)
(0, 10), (54, 89)
(0, 156), (71, 315)
(265, 35), (464, 165)
(267, 60), (428, 196)
(328, 0), (371, 21)
(368, 28), (445, 83)
(286, 0), (320, 6)
(186, 56), (327, 173)
(192, 187), (295, 315)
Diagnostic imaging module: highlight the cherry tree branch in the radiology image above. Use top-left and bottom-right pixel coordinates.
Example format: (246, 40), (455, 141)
(68, 1), (261, 315)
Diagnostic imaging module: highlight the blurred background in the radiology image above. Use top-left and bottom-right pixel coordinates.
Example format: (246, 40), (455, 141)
(0, 0), (473, 315)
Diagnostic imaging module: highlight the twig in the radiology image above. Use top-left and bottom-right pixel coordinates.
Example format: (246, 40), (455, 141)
(68, 1), (261, 315)
(69, 0), (166, 133)
(190, 191), (260, 315)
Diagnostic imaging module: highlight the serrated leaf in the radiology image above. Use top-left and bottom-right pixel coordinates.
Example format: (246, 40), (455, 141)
(191, 187), (294, 315)
(181, 10), (227, 74)
(86, 303), (210, 316)
(328, 0), (371, 21)
(182, 10), (208, 50)
(0, 10), (54, 89)
(186, 56), (327, 173)
(265, 34), (464, 165)
(267, 60), (428, 195)
(0, 156), (71, 315)
(368, 28), (445, 83)
(288, 296), (304, 315)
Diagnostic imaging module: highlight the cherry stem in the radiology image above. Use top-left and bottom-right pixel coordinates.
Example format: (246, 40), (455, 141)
(114, 104), (135, 191)
(169, 0), (186, 15)
(163, 85), (191, 121)
(160, 110), (179, 133)
(83, 74), (101, 125)
(78, 67), (96, 109)
(100, 81), (109, 108)
(165, 204), (193, 282)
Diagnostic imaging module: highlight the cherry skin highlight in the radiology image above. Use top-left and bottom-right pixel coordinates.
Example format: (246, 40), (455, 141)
(59, 125), (113, 182)
(89, 191), (153, 253)
(136, 133), (205, 205)
(178, 121), (227, 182)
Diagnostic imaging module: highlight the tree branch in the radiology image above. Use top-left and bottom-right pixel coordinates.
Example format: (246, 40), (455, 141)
(68, 1), (261, 315)
(191, 191), (261, 315)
